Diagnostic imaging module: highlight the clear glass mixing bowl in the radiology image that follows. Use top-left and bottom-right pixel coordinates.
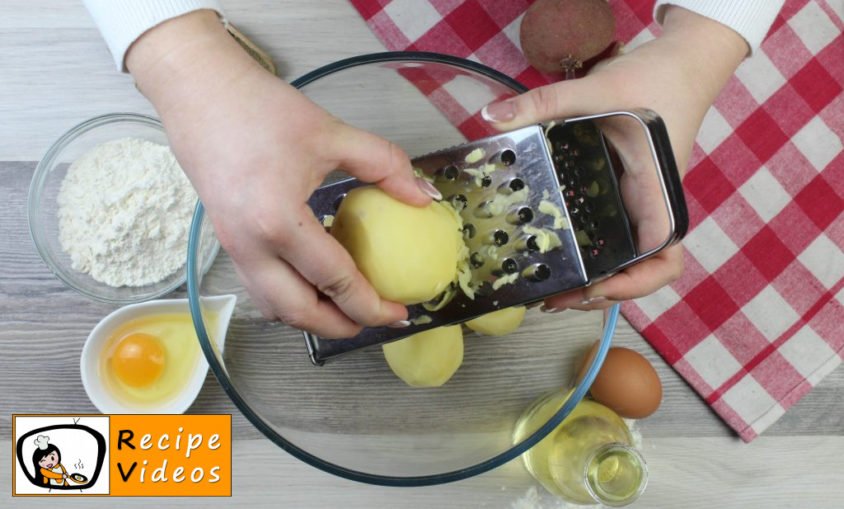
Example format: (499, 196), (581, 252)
(186, 52), (618, 486)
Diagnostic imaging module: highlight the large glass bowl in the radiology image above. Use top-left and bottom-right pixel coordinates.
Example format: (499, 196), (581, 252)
(186, 52), (618, 486)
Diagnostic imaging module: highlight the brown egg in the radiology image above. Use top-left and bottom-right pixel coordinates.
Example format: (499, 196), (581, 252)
(576, 342), (662, 419)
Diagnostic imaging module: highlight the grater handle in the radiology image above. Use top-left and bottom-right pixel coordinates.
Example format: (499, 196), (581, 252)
(642, 111), (689, 244)
(559, 109), (691, 276)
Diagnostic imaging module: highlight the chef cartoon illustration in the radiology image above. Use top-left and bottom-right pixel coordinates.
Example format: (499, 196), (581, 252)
(31, 435), (70, 487)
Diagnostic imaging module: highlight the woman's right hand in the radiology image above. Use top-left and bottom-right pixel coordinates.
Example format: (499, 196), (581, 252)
(127, 11), (439, 338)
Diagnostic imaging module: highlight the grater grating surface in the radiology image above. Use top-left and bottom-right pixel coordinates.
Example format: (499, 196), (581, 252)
(305, 110), (687, 364)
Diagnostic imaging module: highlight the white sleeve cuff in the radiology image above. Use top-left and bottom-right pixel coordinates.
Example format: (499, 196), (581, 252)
(83, 0), (226, 71)
(654, 0), (786, 54)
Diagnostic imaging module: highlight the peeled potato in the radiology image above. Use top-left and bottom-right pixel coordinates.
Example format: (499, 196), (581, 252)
(465, 306), (527, 336)
(331, 186), (461, 304)
(382, 326), (463, 387)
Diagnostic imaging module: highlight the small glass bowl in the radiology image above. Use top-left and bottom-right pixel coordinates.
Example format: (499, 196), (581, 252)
(187, 52), (619, 486)
(28, 113), (219, 304)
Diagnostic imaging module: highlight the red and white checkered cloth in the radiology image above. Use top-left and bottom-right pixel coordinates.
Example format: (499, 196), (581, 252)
(349, 0), (844, 441)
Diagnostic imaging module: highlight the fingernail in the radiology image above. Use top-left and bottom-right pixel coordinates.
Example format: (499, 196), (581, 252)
(580, 296), (607, 305)
(416, 177), (442, 200)
(388, 320), (411, 328)
(481, 100), (516, 123)
(540, 305), (564, 314)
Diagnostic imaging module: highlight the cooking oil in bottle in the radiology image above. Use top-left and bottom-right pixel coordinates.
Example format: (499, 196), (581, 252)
(512, 389), (647, 506)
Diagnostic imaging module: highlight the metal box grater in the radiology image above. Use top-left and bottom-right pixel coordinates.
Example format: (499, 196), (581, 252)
(304, 109), (688, 364)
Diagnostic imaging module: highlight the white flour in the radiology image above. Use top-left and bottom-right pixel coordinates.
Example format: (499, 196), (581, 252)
(511, 486), (602, 509)
(57, 137), (198, 287)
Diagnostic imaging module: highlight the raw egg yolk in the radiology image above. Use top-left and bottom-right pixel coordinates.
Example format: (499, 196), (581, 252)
(110, 333), (166, 388)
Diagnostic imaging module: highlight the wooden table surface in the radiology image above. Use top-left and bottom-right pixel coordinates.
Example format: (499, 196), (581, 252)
(2, 1), (842, 507)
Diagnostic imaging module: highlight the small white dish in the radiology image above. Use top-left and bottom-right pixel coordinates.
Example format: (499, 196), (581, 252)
(80, 294), (236, 414)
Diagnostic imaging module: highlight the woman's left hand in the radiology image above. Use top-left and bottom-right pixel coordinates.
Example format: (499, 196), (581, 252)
(482, 6), (748, 311)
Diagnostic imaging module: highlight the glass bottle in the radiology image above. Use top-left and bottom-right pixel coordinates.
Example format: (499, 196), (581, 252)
(513, 389), (648, 506)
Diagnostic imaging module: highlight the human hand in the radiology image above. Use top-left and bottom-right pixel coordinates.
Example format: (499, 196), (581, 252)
(482, 6), (747, 311)
(127, 11), (439, 338)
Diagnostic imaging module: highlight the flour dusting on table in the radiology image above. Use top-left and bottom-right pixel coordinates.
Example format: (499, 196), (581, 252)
(511, 486), (602, 509)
